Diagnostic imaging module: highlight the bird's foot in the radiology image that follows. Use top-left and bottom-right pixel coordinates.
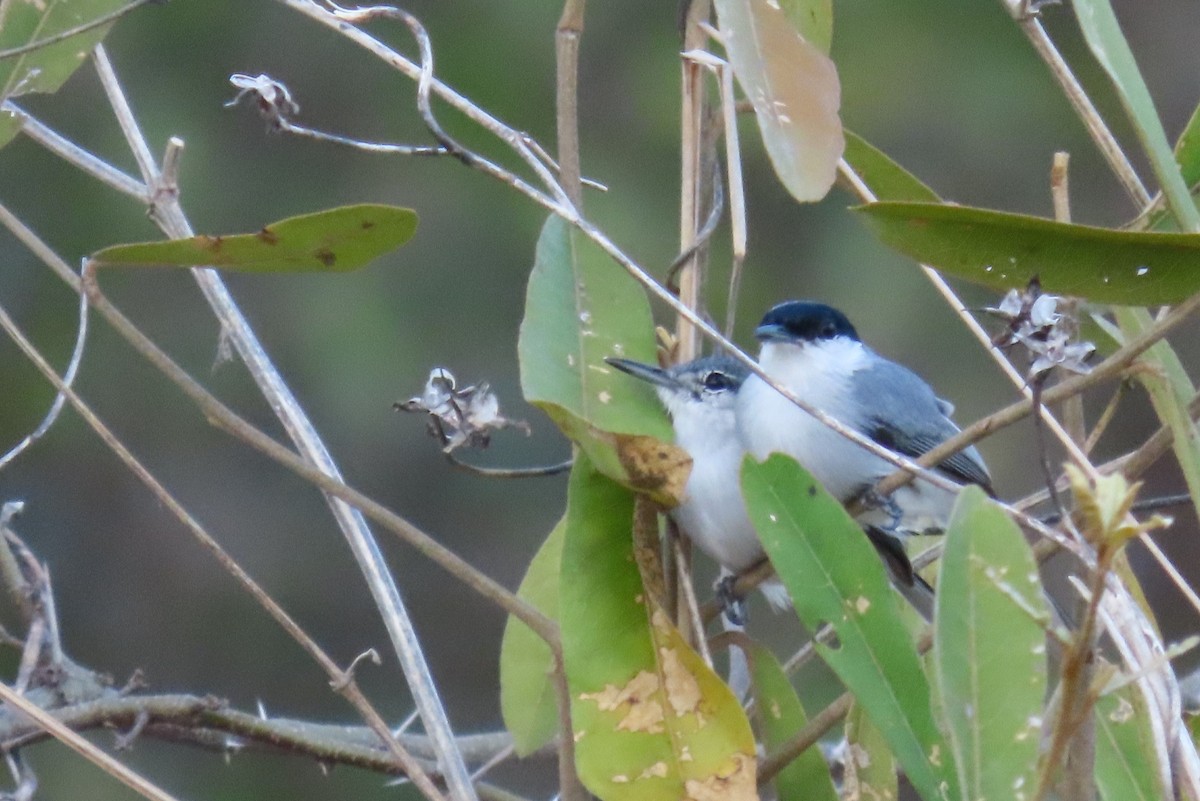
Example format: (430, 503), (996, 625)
(716, 575), (749, 627)
(858, 488), (904, 532)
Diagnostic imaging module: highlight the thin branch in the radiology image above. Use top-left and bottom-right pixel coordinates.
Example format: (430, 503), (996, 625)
(443, 454), (573, 478)
(89, 42), (479, 801)
(0, 268), (89, 471)
(4, 102), (148, 199)
(1014, 14), (1150, 208)
(0, 295), (450, 801)
(675, 0), (714, 362)
(0, 683), (184, 801)
(80, 268), (559, 647)
(555, 0), (585, 208)
(270, 120), (448, 155)
(0, 0), (159, 61)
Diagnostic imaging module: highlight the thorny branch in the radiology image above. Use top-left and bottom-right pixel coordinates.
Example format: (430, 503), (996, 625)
(0, 513), (530, 796)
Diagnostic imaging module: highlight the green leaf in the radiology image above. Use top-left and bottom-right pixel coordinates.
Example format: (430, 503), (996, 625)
(0, 1), (126, 96)
(561, 455), (756, 801)
(843, 131), (940, 203)
(518, 215), (689, 505)
(1111, 308), (1200, 534)
(1095, 687), (1167, 801)
(933, 487), (1047, 801)
(500, 519), (564, 757)
(749, 644), (838, 801)
(713, 0), (844, 202)
(1174, 100), (1200, 190)
(779, 0), (832, 54)
(91, 205), (418, 272)
(1074, 0), (1200, 231)
(855, 201), (1200, 305)
(740, 453), (954, 801)
(844, 702), (898, 801)
(0, 0), (131, 149)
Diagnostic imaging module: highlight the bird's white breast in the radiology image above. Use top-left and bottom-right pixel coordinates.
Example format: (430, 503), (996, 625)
(671, 404), (764, 573)
(737, 339), (879, 502)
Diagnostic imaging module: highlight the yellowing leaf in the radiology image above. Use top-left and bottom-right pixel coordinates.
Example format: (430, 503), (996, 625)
(561, 456), (756, 801)
(713, 0), (844, 202)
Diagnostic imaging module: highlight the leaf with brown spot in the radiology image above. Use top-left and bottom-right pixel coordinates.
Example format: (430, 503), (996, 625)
(90, 205), (417, 273)
(520, 214), (683, 504)
(562, 456), (756, 801)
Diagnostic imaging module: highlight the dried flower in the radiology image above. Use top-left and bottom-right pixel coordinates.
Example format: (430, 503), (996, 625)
(987, 278), (1094, 380)
(226, 74), (299, 129)
(396, 368), (529, 452)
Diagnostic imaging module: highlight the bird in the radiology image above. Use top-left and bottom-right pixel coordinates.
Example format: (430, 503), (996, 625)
(605, 355), (792, 614)
(736, 300), (993, 554)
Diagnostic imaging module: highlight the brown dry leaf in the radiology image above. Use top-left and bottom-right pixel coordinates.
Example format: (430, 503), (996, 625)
(615, 433), (692, 506)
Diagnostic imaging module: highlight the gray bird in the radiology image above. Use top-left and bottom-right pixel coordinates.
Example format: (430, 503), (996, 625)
(606, 355), (791, 612)
(736, 301), (993, 553)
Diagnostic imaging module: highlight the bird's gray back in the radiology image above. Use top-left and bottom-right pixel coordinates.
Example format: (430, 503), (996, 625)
(850, 354), (992, 491)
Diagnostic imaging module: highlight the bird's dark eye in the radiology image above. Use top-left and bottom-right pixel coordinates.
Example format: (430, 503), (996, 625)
(820, 322), (837, 338)
(702, 371), (731, 391)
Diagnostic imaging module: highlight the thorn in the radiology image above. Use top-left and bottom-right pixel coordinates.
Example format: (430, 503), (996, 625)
(330, 648), (381, 690)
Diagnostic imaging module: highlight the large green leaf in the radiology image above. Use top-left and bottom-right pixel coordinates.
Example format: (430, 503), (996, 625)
(518, 215), (688, 505)
(499, 519), (564, 757)
(1074, 0), (1200, 232)
(855, 201), (1200, 305)
(843, 131), (939, 203)
(561, 455), (756, 801)
(91, 205), (418, 272)
(1094, 687), (1167, 801)
(740, 454), (954, 801)
(712, 0), (843, 203)
(933, 487), (1047, 801)
(0, 0), (131, 149)
(749, 644), (838, 801)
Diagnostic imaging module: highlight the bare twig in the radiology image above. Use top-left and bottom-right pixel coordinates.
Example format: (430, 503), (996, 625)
(675, 0), (714, 361)
(1014, 15), (1150, 208)
(443, 454), (573, 478)
(0, 295), (451, 801)
(555, 0), (586, 208)
(0, 683), (185, 801)
(89, 42), (479, 801)
(0, 267), (89, 472)
(5, 102), (148, 199)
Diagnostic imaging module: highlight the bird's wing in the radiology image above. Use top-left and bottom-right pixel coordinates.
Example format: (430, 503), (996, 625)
(851, 358), (994, 492)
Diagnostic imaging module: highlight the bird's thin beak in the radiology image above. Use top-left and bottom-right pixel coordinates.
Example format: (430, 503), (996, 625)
(604, 357), (678, 390)
(754, 322), (790, 342)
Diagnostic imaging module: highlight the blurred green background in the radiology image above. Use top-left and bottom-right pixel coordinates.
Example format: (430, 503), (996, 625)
(0, 1), (1198, 798)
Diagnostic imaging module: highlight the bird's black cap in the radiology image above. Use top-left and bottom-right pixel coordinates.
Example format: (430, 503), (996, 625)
(755, 301), (859, 344)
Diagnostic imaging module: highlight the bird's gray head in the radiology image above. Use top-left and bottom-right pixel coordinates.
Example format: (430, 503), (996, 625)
(605, 355), (748, 420)
(755, 301), (859, 346)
